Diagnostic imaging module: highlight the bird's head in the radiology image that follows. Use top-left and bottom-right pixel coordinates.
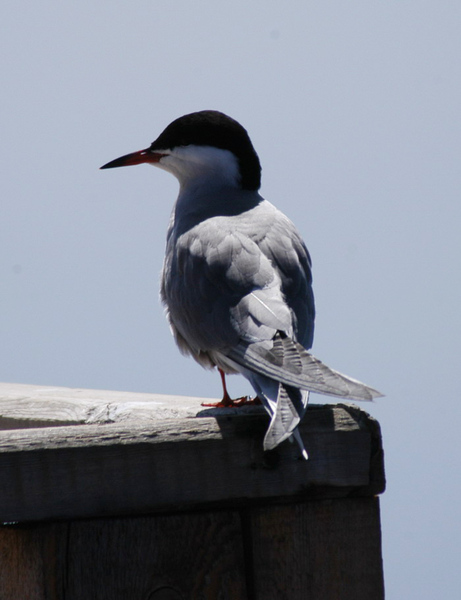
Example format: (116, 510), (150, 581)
(100, 110), (261, 191)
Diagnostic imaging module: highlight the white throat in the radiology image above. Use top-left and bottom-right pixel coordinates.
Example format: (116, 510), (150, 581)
(154, 145), (241, 192)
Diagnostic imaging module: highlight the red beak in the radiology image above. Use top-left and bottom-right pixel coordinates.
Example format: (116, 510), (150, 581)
(100, 148), (164, 170)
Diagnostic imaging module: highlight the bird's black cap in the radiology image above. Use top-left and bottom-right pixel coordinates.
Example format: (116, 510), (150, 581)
(150, 110), (261, 190)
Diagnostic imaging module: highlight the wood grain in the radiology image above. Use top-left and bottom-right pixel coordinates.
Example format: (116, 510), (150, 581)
(0, 523), (67, 600)
(0, 384), (385, 600)
(249, 497), (385, 600)
(0, 382), (213, 429)
(0, 403), (384, 523)
(0, 513), (248, 600)
(0, 498), (384, 600)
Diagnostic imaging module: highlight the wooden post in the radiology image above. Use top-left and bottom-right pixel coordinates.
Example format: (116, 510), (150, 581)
(0, 383), (385, 599)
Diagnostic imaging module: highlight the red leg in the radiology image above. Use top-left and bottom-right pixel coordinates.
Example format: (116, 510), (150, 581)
(201, 369), (262, 407)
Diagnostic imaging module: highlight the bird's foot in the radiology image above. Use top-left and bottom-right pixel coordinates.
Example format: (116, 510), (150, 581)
(201, 393), (262, 408)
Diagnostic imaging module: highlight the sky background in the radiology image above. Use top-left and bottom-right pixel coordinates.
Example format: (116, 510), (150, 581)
(2, 1), (460, 597)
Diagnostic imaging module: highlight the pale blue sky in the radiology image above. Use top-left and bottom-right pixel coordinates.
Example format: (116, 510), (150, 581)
(2, 2), (461, 597)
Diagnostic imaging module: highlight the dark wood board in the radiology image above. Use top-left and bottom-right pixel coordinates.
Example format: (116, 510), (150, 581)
(0, 498), (384, 600)
(0, 403), (384, 523)
(249, 497), (385, 599)
(0, 512), (248, 600)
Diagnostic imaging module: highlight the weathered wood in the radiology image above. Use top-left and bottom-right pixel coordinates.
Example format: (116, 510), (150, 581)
(0, 524), (52, 600)
(0, 382), (209, 429)
(0, 513), (248, 600)
(0, 383), (385, 599)
(249, 497), (384, 599)
(66, 512), (247, 599)
(0, 400), (384, 523)
(0, 498), (384, 600)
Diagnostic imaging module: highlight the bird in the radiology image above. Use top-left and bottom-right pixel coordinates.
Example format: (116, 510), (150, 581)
(101, 110), (382, 459)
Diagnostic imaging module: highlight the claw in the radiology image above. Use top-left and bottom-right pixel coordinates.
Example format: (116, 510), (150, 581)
(200, 368), (262, 408)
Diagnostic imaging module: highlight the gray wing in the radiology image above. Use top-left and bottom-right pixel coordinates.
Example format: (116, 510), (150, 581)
(228, 332), (383, 401)
(257, 208), (315, 349)
(161, 200), (314, 357)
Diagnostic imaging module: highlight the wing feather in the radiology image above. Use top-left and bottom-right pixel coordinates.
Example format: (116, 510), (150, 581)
(228, 332), (383, 401)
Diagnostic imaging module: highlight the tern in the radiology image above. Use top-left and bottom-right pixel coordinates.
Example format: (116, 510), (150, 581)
(101, 110), (382, 459)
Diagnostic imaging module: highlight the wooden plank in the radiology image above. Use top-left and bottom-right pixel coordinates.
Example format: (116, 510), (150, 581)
(0, 524), (62, 600)
(0, 382), (214, 429)
(0, 500), (384, 600)
(0, 512), (248, 600)
(65, 513), (248, 600)
(0, 499), (385, 599)
(0, 403), (384, 523)
(249, 497), (385, 600)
